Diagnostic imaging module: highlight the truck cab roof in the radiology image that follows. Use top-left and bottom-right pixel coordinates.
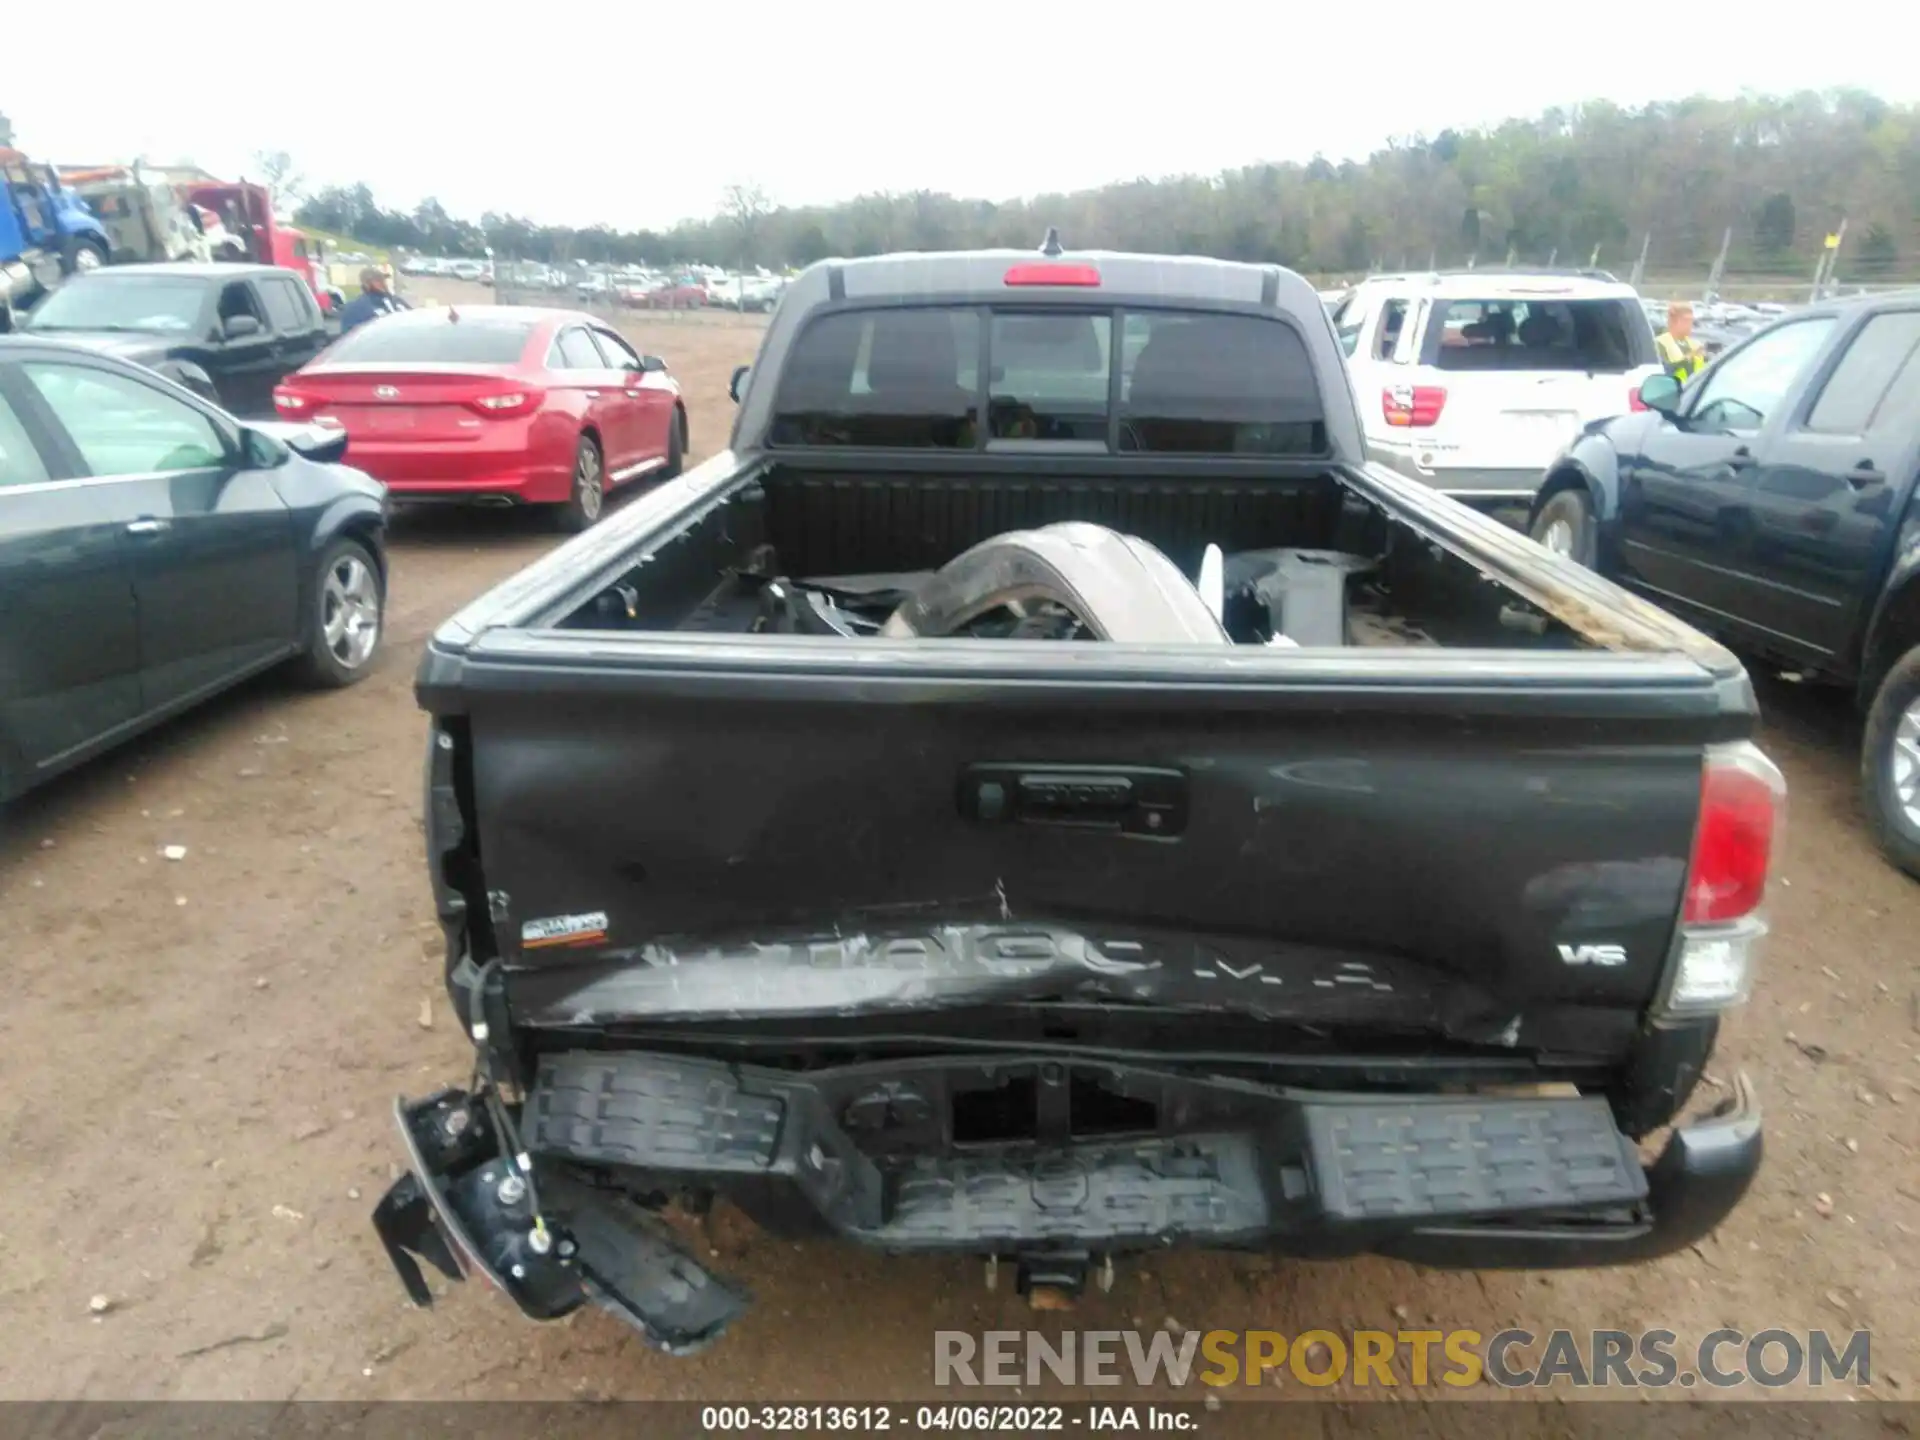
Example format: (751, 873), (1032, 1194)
(788, 246), (1325, 311)
(77, 262), (290, 280)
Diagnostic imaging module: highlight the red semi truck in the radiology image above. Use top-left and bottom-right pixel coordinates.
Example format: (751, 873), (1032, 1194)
(187, 180), (342, 315)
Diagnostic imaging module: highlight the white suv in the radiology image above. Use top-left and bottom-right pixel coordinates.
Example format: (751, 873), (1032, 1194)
(1329, 271), (1662, 501)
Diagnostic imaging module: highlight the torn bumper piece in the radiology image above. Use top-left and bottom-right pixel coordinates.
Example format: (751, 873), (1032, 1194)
(372, 1056), (1762, 1346)
(370, 1091), (747, 1355)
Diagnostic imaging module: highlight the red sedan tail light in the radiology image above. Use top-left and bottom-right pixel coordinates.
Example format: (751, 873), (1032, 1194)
(466, 388), (544, 417)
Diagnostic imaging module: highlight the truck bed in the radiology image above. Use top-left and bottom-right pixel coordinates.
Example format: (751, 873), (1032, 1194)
(419, 454), (1750, 1084)
(553, 464), (1589, 649)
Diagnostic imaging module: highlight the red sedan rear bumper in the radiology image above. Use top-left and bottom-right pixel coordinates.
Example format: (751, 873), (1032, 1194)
(336, 432), (572, 506)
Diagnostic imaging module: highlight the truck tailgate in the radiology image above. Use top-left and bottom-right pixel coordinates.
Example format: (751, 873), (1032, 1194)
(427, 633), (1742, 1059)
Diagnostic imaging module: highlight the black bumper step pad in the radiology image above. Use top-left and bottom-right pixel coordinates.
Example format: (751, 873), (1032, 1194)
(1303, 1095), (1648, 1221)
(526, 1052), (1650, 1247)
(530, 1053), (887, 1231)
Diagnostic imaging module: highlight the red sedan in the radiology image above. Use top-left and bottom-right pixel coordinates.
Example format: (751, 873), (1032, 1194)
(633, 278), (709, 310)
(272, 305), (688, 530)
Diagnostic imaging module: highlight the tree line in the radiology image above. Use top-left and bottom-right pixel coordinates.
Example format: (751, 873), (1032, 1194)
(292, 90), (1920, 281)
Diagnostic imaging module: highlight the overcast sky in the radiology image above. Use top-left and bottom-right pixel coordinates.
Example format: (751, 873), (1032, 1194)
(12, 3), (1920, 231)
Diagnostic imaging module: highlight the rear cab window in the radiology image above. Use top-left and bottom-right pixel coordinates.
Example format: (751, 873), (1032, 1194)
(323, 317), (535, 364)
(1419, 296), (1655, 374)
(770, 305), (1325, 455)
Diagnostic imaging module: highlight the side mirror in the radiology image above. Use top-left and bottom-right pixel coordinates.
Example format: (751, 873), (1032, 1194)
(224, 314), (264, 340)
(240, 426), (291, 468)
(729, 364), (750, 404)
(1638, 372), (1682, 415)
(247, 421), (348, 466)
(639, 354), (668, 373)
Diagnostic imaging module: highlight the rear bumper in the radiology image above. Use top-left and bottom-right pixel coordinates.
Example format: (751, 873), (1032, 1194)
(1370, 445), (1544, 499)
(335, 429), (569, 506)
(371, 1051), (1761, 1350)
(366, 464), (567, 506)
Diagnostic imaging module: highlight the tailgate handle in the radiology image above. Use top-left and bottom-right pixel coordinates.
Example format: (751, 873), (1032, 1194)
(958, 764), (1188, 838)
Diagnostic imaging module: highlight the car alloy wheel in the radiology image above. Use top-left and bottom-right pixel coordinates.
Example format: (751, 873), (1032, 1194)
(1893, 695), (1920, 833)
(575, 441), (604, 521)
(322, 553), (381, 670)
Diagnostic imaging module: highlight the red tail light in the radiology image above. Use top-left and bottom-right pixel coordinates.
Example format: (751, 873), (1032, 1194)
(466, 388), (543, 417)
(273, 388), (308, 413)
(1382, 385), (1446, 428)
(1684, 744), (1786, 925)
(1659, 741), (1786, 1017)
(1003, 263), (1102, 287)
(1627, 388), (1649, 413)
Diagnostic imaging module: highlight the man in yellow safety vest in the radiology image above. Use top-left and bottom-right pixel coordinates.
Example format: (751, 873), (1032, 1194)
(1654, 302), (1708, 383)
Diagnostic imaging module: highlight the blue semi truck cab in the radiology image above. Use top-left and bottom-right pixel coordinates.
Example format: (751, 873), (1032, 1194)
(1, 155), (112, 316)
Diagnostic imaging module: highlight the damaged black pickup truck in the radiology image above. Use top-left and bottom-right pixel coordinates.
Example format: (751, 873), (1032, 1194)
(374, 241), (1784, 1354)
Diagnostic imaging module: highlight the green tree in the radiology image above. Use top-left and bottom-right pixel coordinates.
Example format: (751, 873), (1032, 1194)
(289, 90), (1920, 283)
(789, 223), (832, 266)
(1754, 192), (1796, 254)
(1857, 224), (1899, 272)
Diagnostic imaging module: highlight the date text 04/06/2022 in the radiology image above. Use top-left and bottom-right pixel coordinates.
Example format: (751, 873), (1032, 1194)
(697, 1403), (1199, 1432)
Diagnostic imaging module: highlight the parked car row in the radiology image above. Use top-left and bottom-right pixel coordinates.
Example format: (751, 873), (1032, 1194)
(0, 277), (688, 802)
(12, 249), (1911, 896)
(1323, 268), (1920, 879)
(490, 261), (791, 313)
(400, 254), (492, 283)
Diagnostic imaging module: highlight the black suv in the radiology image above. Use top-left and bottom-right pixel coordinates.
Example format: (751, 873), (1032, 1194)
(16, 263), (331, 418)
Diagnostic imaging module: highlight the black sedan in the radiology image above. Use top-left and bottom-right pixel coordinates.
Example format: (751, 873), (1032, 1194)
(0, 337), (388, 805)
(13, 263), (331, 418)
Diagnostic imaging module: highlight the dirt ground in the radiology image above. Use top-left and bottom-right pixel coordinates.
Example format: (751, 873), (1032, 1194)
(0, 288), (1915, 1407)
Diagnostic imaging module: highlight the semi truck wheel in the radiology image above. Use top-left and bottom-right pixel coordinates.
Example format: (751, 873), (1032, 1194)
(62, 236), (109, 274)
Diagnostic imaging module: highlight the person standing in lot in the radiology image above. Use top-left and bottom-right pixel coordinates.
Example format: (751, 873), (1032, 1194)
(338, 266), (409, 335)
(1654, 301), (1708, 383)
